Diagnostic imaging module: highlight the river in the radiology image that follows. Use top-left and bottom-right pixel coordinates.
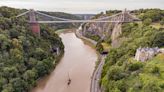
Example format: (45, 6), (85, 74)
(31, 30), (98, 92)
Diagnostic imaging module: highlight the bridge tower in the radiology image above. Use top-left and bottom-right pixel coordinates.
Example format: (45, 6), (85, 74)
(29, 9), (40, 35)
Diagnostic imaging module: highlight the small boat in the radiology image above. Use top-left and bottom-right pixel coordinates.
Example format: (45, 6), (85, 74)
(67, 73), (71, 85)
(67, 78), (71, 85)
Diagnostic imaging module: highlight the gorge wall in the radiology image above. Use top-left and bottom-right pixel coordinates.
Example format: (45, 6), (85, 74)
(81, 16), (123, 48)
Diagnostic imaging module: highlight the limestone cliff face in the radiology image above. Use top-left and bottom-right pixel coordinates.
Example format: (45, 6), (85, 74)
(111, 23), (123, 47)
(111, 23), (122, 41)
(81, 15), (113, 40)
(81, 15), (125, 48)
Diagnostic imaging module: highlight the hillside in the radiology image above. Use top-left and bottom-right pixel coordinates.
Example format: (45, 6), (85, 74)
(0, 6), (73, 92)
(39, 11), (81, 29)
(99, 9), (164, 92)
(79, 8), (164, 92)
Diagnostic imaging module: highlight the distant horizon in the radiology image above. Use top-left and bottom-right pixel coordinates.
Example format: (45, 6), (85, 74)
(1, 6), (163, 15)
(0, 0), (164, 14)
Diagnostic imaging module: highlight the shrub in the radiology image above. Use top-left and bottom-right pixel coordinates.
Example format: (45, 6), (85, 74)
(143, 18), (152, 26)
(108, 66), (126, 81)
(128, 62), (144, 71)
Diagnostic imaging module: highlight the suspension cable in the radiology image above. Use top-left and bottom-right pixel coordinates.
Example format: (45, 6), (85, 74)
(16, 10), (30, 18)
(35, 11), (74, 21)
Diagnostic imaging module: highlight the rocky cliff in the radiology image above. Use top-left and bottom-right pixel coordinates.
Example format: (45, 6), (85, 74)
(135, 47), (164, 62)
(81, 15), (114, 40)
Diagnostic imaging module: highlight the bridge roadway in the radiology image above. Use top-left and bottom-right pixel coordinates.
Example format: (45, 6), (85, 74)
(17, 9), (140, 25)
(90, 55), (106, 92)
(30, 20), (125, 24)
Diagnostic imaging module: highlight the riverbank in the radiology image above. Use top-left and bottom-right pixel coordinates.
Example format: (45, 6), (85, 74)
(55, 29), (76, 34)
(75, 29), (97, 46)
(31, 29), (98, 92)
(30, 45), (64, 91)
(75, 29), (102, 68)
(75, 29), (106, 92)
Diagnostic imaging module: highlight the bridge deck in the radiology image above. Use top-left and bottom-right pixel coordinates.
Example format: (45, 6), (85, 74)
(32, 20), (131, 23)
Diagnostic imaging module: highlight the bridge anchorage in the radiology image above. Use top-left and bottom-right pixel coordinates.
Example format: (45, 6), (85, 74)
(16, 9), (140, 36)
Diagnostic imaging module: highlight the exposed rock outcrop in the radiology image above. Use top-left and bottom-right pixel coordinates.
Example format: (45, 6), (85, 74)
(111, 23), (123, 47)
(81, 11), (140, 48)
(82, 15), (113, 40)
(82, 20), (123, 48)
(135, 47), (164, 62)
(111, 23), (122, 41)
(159, 48), (164, 53)
(0, 13), (2, 17)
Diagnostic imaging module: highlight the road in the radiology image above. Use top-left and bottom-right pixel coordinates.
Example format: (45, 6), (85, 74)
(90, 55), (106, 92)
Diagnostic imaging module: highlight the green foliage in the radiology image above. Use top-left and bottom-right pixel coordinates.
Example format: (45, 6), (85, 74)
(0, 6), (23, 18)
(151, 66), (160, 74)
(101, 21), (164, 92)
(160, 18), (164, 25)
(85, 33), (101, 42)
(108, 66), (126, 81)
(39, 11), (81, 29)
(151, 32), (164, 47)
(143, 18), (152, 26)
(96, 42), (104, 53)
(0, 6), (64, 92)
(93, 12), (104, 19)
(106, 10), (122, 16)
(137, 9), (164, 22)
(128, 62), (143, 71)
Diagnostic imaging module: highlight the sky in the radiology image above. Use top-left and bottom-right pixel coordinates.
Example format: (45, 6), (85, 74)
(0, 0), (164, 14)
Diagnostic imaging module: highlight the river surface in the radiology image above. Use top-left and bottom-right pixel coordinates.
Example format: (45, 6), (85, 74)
(31, 31), (98, 92)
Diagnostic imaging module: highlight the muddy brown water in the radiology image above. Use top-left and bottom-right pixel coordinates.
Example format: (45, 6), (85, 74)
(31, 31), (98, 92)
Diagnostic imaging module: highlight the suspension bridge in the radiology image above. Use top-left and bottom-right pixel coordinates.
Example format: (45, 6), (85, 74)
(16, 9), (140, 35)
(15, 9), (140, 92)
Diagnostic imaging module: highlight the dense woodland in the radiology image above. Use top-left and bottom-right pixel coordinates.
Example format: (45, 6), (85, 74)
(99, 9), (164, 92)
(0, 6), (80, 92)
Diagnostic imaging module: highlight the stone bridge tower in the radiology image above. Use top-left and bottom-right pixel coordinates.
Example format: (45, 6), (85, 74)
(29, 9), (40, 35)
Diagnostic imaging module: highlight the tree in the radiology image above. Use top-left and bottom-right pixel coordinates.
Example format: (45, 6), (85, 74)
(160, 18), (164, 25)
(9, 29), (20, 39)
(96, 42), (104, 53)
(23, 69), (37, 88)
(152, 31), (164, 47)
(128, 62), (143, 71)
(142, 80), (162, 92)
(2, 67), (18, 79)
(10, 78), (27, 92)
(108, 66), (126, 81)
(36, 61), (48, 76)
(10, 48), (23, 61)
(1, 83), (14, 92)
(143, 18), (152, 26)
(33, 48), (47, 60)
(23, 70), (36, 81)
(0, 77), (7, 90)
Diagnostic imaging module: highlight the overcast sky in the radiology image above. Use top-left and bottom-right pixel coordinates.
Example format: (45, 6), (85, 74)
(0, 0), (164, 14)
